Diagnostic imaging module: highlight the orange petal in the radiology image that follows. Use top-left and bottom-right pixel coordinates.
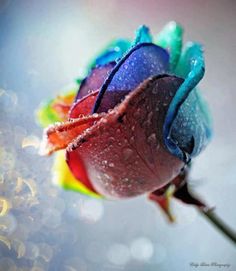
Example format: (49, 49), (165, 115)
(51, 92), (77, 120)
(41, 114), (105, 155)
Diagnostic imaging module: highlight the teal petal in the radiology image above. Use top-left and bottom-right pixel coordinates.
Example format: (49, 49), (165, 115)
(156, 21), (183, 71)
(133, 25), (152, 45)
(170, 88), (212, 158)
(88, 39), (131, 69)
(164, 42), (212, 161)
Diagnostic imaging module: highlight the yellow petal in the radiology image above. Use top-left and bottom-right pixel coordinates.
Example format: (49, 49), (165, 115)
(52, 151), (103, 199)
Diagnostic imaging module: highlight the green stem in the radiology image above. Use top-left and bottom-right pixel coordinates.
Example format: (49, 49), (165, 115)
(198, 206), (236, 245)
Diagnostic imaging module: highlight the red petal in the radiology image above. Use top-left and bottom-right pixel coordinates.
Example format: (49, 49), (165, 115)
(69, 90), (99, 119)
(66, 75), (185, 199)
(66, 150), (98, 193)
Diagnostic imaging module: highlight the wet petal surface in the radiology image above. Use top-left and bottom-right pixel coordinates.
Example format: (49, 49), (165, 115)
(164, 42), (211, 161)
(93, 43), (169, 113)
(75, 62), (115, 101)
(69, 90), (99, 118)
(41, 114), (104, 155)
(67, 75), (184, 199)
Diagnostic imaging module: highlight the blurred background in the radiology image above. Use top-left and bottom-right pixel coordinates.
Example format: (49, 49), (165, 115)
(0, 0), (236, 270)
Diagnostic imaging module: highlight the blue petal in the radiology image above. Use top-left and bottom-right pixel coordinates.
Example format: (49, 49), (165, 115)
(170, 88), (212, 158)
(93, 43), (169, 113)
(163, 42), (212, 162)
(133, 25), (152, 45)
(92, 39), (131, 67)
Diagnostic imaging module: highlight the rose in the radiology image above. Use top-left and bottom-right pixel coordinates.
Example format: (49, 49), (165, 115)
(38, 21), (212, 216)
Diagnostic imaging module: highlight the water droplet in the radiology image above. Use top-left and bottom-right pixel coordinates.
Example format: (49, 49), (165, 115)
(152, 85), (158, 94)
(123, 178), (130, 183)
(147, 111), (153, 122)
(107, 137), (115, 144)
(102, 160), (108, 166)
(103, 173), (111, 180)
(122, 148), (134, 161)
(130, 136), (135, 143)
(133, 108), (141, 119)
(147, 133), (157, 146)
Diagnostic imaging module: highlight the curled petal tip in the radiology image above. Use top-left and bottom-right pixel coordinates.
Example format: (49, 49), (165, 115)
(166, 21), (183, 33)
(133, 25), (152, 45)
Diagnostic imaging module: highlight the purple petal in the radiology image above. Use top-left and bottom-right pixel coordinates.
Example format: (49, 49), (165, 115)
(75, 62), (116, 102)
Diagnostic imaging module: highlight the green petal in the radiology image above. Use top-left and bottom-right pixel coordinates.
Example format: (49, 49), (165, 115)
(175, 41), (204, 78)
(156, 21), (183, 71)
(36, 99), (61, 128)
(133, 25), (152, 45)
(36, 87), (78, 128)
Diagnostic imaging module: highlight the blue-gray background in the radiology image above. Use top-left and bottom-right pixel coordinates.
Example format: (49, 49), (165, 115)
(0, 0), (235, 270)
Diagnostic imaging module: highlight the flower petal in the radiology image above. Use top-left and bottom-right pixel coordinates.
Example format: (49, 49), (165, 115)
(75, 62), (115, 101)
(133, 25), (152, 45)
(53, 151), (102, 198)
(67, 75), (184, 199)
(156, 21), (183, 71)
(41, 114), (104, 155)
(36, 99), (62, 128)
(93, 43), (169, 113)
(36, 89), (77, 127)
(69, 90), (99, 118)
(51, 91), (77, 120)
(66, 147), (98, 193)
(164, 42), (212, 161)
(89, 39), (130, 68)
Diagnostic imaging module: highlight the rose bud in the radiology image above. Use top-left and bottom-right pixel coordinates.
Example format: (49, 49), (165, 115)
(37, 21), (212, 220)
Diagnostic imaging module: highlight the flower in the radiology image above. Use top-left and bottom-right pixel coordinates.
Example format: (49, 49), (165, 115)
(37, 22), (212, 214)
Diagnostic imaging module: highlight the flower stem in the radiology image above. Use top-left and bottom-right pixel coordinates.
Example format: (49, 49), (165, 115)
(197, 206), (236, 245)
